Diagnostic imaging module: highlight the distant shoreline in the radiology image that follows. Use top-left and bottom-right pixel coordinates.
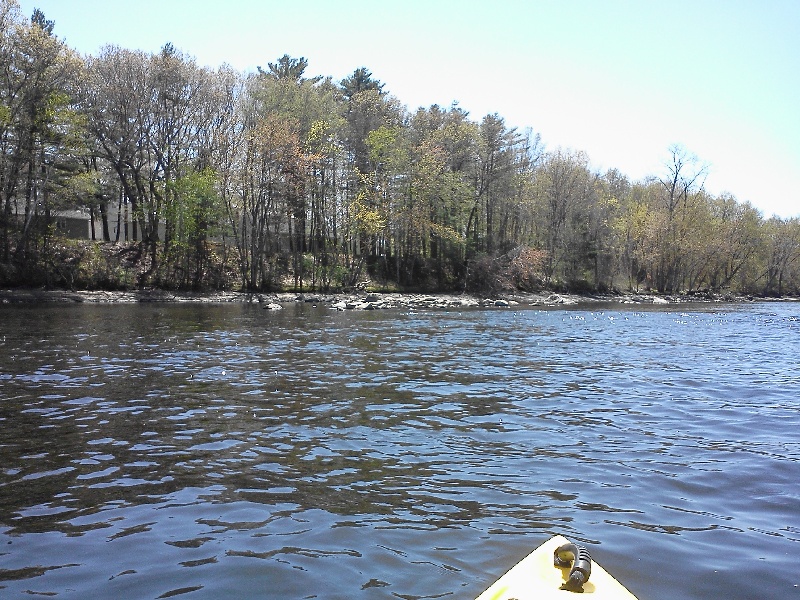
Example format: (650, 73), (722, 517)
(1, 288), (791, 309)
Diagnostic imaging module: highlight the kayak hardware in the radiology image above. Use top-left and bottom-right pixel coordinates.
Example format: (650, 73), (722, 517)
(553, 542), (592, 593)
(473, 535), (638, 600)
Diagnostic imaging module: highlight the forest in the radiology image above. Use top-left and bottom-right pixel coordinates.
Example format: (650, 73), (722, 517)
(2, 0), (799, 296)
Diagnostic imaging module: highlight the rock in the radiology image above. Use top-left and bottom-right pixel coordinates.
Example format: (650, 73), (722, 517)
(0, 288), (768, 308)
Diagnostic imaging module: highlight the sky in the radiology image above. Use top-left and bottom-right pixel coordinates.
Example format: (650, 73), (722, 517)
(16, 0), (800, 218)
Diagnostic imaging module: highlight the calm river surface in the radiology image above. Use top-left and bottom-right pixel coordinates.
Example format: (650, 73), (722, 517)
(1, 300), (798, 599)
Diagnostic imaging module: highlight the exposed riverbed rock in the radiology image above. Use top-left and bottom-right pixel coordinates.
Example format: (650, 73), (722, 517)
(0, 288), (770, 308)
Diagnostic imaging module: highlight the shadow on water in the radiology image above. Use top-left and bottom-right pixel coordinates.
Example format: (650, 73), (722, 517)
(1, 301), (799, 599)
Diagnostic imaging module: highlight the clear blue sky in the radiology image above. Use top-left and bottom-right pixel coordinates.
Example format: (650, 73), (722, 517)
(17, 0), (800, 218)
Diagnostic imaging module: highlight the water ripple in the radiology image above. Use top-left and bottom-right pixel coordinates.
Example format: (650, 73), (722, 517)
(0, 302), (798, 599)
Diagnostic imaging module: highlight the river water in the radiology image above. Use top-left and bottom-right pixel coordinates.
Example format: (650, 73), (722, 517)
(0, 300), (798, 599)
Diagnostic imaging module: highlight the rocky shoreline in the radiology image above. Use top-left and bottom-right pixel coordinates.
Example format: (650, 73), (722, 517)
(0, 287), (775, 310)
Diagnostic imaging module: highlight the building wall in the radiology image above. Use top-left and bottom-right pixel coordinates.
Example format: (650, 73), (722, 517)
(56, 216), (91, 240)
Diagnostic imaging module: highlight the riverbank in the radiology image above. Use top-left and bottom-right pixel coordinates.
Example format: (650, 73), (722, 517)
(0, 287), (778, 309)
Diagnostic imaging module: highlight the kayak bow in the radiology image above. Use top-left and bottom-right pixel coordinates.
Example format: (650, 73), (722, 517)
(475, 535), (639, 599)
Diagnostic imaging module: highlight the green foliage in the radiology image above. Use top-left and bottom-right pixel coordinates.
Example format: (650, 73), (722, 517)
(259, 54), (319, 83)
(340, 67), (384, 99)
(1, 18), (797, 296)
(171, 169), (224, 243)
(30, 8), (54, 35)
(351, 188), (387, 236)
(162, 169), (227, 289)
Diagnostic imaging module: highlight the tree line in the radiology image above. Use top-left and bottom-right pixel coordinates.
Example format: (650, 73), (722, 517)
(2, 0), (798, 295)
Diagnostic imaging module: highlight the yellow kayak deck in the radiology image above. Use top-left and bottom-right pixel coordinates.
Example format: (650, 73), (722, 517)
(475, 535), (639, 600)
